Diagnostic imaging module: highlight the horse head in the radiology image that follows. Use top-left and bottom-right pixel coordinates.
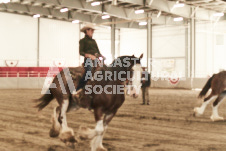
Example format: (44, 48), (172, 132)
(127, 54), (143, 98)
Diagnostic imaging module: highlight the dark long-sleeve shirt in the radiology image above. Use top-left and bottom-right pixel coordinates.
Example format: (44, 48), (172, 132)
(79, 35), (101, 57)
(141, 71), (151, 88)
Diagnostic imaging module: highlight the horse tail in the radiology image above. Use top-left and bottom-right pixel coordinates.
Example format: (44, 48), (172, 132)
(198, 74), (215, 98)
(35, 91), (54, 111)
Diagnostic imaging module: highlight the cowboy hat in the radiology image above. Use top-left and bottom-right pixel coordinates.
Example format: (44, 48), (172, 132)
(80, 24), (96, 32)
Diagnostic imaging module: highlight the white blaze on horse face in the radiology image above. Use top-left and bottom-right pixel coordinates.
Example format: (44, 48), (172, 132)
(131, 64), (142, 97)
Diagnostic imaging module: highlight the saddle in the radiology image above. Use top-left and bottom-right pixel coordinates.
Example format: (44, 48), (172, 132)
(69, 54), (106, 111)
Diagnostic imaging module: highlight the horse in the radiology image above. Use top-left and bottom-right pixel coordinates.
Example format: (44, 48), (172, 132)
(194, 71), (226, 121)
(35, 54), (143, 151)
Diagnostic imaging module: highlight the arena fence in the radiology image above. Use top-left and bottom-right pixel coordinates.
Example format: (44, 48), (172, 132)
(0, 67), (64, 77)
(0, 67), (208, 89)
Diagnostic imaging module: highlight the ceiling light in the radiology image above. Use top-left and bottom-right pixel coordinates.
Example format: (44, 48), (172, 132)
(47, 15), (53, 18)
(0, 0), (10, 3)
(33, 14), (40, 18)
(174, 3), (184, 8)
(112, 0), (117, 5)
(135, 9), (144, 14)
(174, 1), (184, 8)
(174, 17), (183, 22)
(72, 20), (80, 23)
(139, 22), (147, 26)
(91, 1), (101, 6)
(157, 11), (161, 18)
(213, 13), (224, 17)
(60, 8), (68, 13)
(102, 15), (110, 19)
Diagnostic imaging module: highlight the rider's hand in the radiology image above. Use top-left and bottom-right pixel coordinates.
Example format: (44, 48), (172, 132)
(89, 55), (96, 60)
(101, 55), (106, 60)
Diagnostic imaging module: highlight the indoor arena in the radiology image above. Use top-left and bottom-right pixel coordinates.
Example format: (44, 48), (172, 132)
(1, 0), (226, 151)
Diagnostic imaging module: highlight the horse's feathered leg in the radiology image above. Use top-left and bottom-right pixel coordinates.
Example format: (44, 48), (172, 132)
(97, 112), (117, 151)
(91, 120), (105, 151)
(59, 99), (77, 148)
(49, 106), (61, 137)
(211, 91), (226, 121)
(84, 107), (105, 151)
(194, 94), (216, 117)
(91, 111), (117, 151)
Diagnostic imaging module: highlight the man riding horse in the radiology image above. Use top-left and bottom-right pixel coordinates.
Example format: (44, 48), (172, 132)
(76, 24), (105, 95)
(35, 23), (144, 151)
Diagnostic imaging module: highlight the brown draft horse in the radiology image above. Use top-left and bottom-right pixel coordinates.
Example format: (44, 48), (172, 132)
(35, 54), (143, 151)
(194, 71), (226, 121)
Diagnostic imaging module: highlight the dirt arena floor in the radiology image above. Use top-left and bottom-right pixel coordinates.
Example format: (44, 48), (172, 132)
(1, 88), (226, 151)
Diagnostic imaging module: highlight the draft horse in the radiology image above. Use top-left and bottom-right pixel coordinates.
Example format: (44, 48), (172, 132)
(35, 54), (143, 151)
(194, 71), (226, 121)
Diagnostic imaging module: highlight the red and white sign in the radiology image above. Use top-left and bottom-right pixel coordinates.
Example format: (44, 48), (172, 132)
(5, 60), (19, 67)
(53, 60), (66, 67)
(169, 77), (180, 85)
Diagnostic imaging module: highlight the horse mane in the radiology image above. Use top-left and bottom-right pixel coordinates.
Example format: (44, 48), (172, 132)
(107, 55), (135, 73)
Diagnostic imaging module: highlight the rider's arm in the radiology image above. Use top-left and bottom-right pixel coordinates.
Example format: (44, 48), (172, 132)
(94, 40), (101, 56)
(85, 54), (96, 60)
(79, 40), (85, 57)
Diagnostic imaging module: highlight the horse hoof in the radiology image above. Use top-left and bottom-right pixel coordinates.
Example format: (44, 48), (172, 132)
(210, 115), (224, 122)
(78, 126), (95, 140)
(97, 146), (107, 151)
(193, 107), (202, 117)
(49, 128), (60, 137)
(60, 129), (78, 147)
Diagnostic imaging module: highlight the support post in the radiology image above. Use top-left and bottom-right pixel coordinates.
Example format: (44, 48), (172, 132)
(79, 23), (81, 65)
(185, 24), (188, 78)
(111, 18), (116, 60)
(147, 13), (152, 73)
(190, 7), (196, 78)
(37, 18), (40, 67)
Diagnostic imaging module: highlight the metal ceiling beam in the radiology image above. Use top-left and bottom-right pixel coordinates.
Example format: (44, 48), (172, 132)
(0, 3), (149, 29)
(119, 0), (218, 21)
(18, 0), (186, 25)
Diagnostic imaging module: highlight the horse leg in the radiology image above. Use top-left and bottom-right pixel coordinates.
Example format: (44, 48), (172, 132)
(194, 94), (216, 117)
(96, 112), (116, 151)
(210, 91), (226, 121)
(49, 106), (61, 137)
(86, 108), (106, 151)
(78, 107), (102, 140)
(59, 99), (77, 148)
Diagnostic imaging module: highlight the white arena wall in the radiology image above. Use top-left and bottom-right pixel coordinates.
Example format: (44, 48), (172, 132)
(196, 21), (226, 77)
(39, 18), (80, 67)
(0, 77), (46, 89)
(1, 11), (226, 89)
(0, 12), (38, 67)
(0, 12), (113, 67)
(119, 22), (226, 89)
(120, 28), (147, 67)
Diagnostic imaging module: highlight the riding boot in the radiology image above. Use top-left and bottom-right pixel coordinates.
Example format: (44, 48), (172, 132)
(71, 89), (82, 108)
(73, 88), (93, 110)
(88, 95), (93, 111)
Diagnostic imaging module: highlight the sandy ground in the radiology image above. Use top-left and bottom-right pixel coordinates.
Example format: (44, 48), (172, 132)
(1, 88), (226, 151)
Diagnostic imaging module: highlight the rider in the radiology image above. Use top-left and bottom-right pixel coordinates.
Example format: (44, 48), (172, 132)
(76, 24), (103, 92)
